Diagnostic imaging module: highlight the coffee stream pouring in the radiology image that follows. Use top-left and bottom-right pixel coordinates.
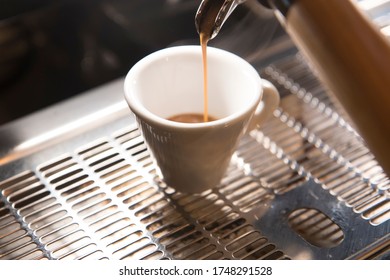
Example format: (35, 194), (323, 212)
(196, 0), (390, 177)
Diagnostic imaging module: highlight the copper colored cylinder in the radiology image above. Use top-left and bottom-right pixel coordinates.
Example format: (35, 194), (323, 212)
(283, 0), (390, 176)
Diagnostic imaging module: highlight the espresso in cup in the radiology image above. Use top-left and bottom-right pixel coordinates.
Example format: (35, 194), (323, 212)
(168, 113), (217, 123)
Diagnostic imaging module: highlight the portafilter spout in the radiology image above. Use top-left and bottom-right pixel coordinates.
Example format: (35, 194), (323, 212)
(195, 0), (246, 41)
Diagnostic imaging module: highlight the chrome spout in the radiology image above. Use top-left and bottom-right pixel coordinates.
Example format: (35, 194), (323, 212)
(195, 0), (246, 40)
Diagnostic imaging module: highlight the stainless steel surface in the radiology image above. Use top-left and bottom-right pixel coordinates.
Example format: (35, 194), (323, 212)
(1, 49), (389, 260)
(0, 79), (131, 165)
(1, 0), (389, 261)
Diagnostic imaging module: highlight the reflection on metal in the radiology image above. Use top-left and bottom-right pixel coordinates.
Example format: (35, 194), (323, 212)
(288, 208), (344, 248)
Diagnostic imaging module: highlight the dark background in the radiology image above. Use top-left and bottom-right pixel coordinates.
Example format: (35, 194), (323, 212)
(0, 0), (283, 125)
(0, 0), (200, 125)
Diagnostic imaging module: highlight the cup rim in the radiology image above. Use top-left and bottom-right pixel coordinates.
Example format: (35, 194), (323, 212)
(124, 45), (263, 129)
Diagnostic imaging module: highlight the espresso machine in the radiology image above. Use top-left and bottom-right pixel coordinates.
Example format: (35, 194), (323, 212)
(0, 0), (389, 260)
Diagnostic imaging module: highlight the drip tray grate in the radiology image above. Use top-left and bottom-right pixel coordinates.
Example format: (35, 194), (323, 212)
(1, 53), (389, 260)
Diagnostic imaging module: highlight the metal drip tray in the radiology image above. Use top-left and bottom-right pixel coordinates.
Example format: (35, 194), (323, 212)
(0, 49), (389, 260)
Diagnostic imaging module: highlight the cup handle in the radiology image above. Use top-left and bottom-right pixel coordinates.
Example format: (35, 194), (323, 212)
(246, 79), (280, 133)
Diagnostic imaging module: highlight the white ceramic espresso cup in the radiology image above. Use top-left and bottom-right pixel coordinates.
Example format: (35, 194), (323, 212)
(124, 46), (279, 193)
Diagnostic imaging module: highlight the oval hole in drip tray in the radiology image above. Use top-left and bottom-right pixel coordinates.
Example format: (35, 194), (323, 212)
(288, 208), (344, 248)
